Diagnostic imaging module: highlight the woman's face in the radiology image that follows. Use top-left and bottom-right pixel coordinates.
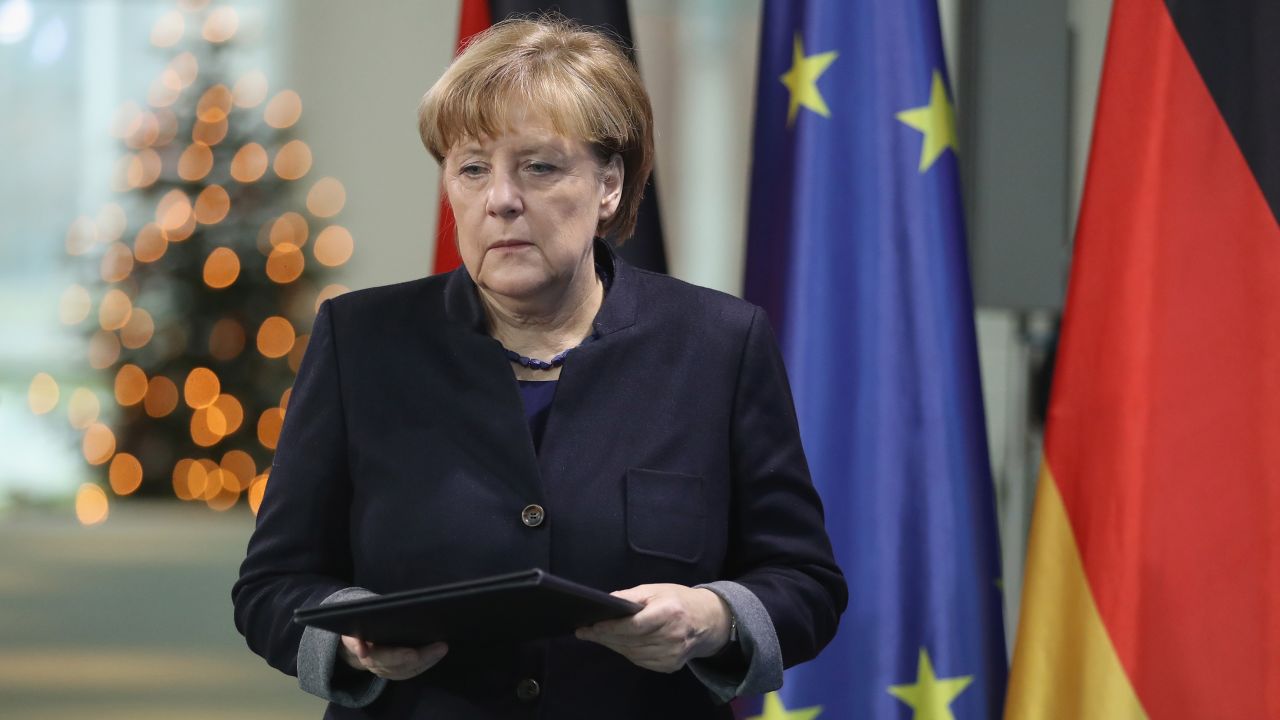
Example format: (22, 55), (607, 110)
(443, 109), (622, 303)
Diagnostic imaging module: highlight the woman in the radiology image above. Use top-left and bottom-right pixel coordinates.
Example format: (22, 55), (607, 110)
(233, 16), (846, 719)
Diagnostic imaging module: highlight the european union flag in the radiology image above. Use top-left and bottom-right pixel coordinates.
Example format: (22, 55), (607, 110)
(743, 0), (1007, 718)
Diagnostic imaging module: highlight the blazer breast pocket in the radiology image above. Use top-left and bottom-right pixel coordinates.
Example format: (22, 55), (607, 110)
(625, 468), (705, 564)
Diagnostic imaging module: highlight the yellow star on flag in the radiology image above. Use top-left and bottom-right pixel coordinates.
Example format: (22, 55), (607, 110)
(895, 70), (958, 172)
(887, 647), (974, 720)
(746, 691), (823, 720)
(780, 34), (838, 127)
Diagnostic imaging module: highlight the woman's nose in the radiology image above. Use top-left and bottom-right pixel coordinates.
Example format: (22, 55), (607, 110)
(485, 170), (523, 218)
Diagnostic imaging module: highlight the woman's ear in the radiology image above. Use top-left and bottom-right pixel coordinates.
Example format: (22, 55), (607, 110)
(599, 153), (624, 220)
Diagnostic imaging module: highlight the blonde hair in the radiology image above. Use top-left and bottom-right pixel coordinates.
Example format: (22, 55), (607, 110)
(418, 15), (655, 241)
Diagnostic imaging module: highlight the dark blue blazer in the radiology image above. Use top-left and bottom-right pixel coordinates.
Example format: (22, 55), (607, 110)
(233, 243), (846, 718)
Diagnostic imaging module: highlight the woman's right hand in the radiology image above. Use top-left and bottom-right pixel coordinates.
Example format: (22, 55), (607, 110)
(339, 635), (449, 680)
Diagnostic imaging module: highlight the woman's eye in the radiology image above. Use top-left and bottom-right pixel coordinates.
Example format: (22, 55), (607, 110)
(459, 164), (487, 178)
(525, 162), (556, 175)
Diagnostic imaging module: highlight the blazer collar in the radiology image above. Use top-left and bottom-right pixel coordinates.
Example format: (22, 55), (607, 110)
(443, 238), (638, 337)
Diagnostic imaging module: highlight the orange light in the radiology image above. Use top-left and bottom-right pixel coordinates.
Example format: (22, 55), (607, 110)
(269, 212), (309, 248)
(120, 308), (155, 350)
(194, 185), (231, 225)
(134, 223), (169, 263)
(191, 406), (227, 447)
(209, 318), (246, 361)
(264, 90), (302, 129)
(230, 143), (268, 183)
(170, 52), (198, 88)
(273, 140), (312, 181)
(68, 388), (100, 429)
(212, 394), (245, 436)
(96, 204), (128, 243)
(183, 459), (209, 499)
(266, 244), (304, 284)
(145, 376), (180, 418)
(28, 373), (60, 415)
(287, 334), (310, 373)
(232, 70), (268, 108)
(314, 226), (354, 267)
(75, 484), (110, 525)
(156, 189), (192, 231)
(279, 387), (292, 411)
(109, 453), (144, 496)
(98, 289), (133, 331)
(248, 471), (269, 515)
(203, 247), (240, 289)
(100, 242), (135, 283)
(197, 460), (222, 501)
(147, 77), (181, 108)
(82, 423), (117, 465)
(220, 449), (256, 491)
(207, 484), (240, 511)
(88, 331), (122, 370)
(114, 364), (148, 406)
(257, 408), (284, 450)
(65, 216), (98, 256)
(129, 149), (163, 188)
(192, 116), (229, 146)
(124, 112), (160, 149)
(202, 6), (239, 43)
(306, 177), (346, 218)
(257, 316), (296, 359)
(196, 85), (233, 123)
(150, 11), (184, 48)
(59, 285), (91, 325)
(167, 211), (197, 242)
(184, 367), (220, 409)
(154, 109), (179, 146)
(177, 143), (213, 181)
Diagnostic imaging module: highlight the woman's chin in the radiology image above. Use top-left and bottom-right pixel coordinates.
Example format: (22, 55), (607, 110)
(478, 268), (554, 301)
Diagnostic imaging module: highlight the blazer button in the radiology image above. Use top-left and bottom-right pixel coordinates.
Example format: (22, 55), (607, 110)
(521, 504), (545, 528)
(515, 677), (541, 701)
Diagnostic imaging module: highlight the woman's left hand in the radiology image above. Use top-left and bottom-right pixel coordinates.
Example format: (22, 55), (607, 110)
(574, 584), (732, 673)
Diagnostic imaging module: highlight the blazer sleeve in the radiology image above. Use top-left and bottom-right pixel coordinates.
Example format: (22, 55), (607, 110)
(725, 307), (848, 668)
(231, 299), (359, 678)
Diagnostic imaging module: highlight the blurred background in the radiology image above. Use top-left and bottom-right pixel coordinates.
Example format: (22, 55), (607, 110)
(0, 0), (1107, 716)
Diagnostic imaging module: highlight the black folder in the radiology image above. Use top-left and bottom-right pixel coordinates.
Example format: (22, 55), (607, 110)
(292, 569), (641, 647)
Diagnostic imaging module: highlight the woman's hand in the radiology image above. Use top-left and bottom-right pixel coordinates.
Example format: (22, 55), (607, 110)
(574, 584), (732, 673)
(339, 636), (449, 680)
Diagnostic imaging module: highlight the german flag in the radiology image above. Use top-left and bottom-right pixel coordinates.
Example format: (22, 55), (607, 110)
(1006, 0), (1280, 717)
(431, 0), (668, 275)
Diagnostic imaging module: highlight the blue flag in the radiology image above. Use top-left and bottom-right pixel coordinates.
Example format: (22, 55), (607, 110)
(742, 1), (1007, 718)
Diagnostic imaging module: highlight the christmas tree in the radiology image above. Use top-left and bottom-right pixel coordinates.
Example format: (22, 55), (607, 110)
(28, 1), (354, 522)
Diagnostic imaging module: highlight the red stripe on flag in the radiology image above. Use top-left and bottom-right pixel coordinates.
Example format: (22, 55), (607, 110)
(1046, 0), (1280, 716)
(432, 0), (492, 275)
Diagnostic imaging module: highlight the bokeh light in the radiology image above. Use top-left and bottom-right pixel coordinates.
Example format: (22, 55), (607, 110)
(183, 367), (220, 409)
(88, 330), (122, 369)
(123, 111), (160, 149)
(144, 376), (179, 418)
(98, 289), (133, 331)
(133, 223), (168, 263)
(100, 242), (135, 283)
(114, 364), (148, 406)
(230, 142), (268, 182)
(167, 210), (197, 242)
(257, 408), (284, 449)
(212, 394), (244, 435)
(194, 184), (231, 224)
(150, 10), (184, 48)
(248, 471), (269, 515)
(75, 484), (110, 526)
(269, 212), (309, 248)
(27, 373), (59, 414)
(147, 77), (181, 108)
(232, 69), (267, 108)
(127, 149), (163, 189)
(314, 226), (354, 267)
(156, 189), (192, 231)
(67, 388), (100, 429)
(154, 109), (179, 145)
(264, 90), (301, 129)
(192, 116), (228, 146)
(109, 453), (144, 496)
(273, 139), (312, 180)
(306, 177), (346, 218)
(209, 317), (246, 360)
(191, 405), (227, 447)
(203, 247), (240, 289)
(256, 316), (295, 358)
(196, 84), (233, 122)
(279, 387), (292, 410)
(120, 308), (155, 349)
(82, 422), (117, 465)
(266, 243), (304, 283)
(65, 216), (98, 256)
(220, 449), (255, 491)
(170, 51), (198, 88)
(59, 284), (90, 324)
(202, 6), (238, 43)
(96, 203), (127, 243)
(172, 459), (196, 500)
(177, 142), (213, 181)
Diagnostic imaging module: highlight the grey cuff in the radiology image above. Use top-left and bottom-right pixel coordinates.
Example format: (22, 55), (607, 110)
(688, 580), (783, 703)
(297, 587), (389, 708)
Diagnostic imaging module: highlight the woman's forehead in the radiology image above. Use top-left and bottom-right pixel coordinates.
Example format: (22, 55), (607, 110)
(448, 113), (590, 156)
